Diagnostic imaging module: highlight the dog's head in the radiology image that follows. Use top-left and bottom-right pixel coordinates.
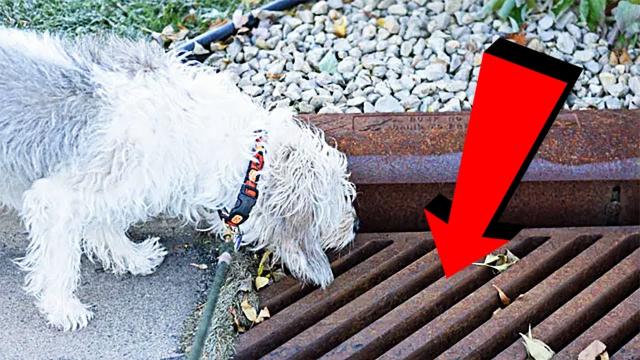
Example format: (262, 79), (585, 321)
(243, 110), (357, 288)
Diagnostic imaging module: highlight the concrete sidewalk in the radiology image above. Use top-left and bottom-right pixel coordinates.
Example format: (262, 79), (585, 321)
(0, 214), (203, 360)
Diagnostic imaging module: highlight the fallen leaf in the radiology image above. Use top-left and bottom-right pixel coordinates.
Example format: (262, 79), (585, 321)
(578, 340), (608, 360)
(519, 325), (555, 360)
(230, 307), (246, 333)
(267, 72), (285, 80)
(492, 284), (511, 305)
(190, 263), (208, 270)
(505, 31), (527, 46)
(211, 42), (229, 51)
(334, 16), (348, 38)
(241, 298), (258, 322)
(255, 276), (270, 290)
(618, 48), (632, 65)
(182, 8), (197, 24)
(209, 18), (228, 29)
(258, 307), (270, 320)
(376, 18), (385, 27)
(160, 25), (189, 43)
(473, 249), (520, 273)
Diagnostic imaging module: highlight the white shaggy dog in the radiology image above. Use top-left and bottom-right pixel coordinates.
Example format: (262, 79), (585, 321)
(0, 28), (357, 331)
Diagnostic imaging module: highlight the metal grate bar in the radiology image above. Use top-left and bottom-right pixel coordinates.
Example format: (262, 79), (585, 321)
(495, 247), (639, 359)
(234, 227), (639, 360)
(235, 233), (433, 359)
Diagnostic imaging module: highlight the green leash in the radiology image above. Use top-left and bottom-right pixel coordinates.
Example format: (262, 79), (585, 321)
(189, 240), (234, 360)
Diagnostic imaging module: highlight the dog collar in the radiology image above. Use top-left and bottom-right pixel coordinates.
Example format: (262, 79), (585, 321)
(218, 135), (266, 245)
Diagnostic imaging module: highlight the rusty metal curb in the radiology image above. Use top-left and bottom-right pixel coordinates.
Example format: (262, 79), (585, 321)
(305, 110), (639, 231)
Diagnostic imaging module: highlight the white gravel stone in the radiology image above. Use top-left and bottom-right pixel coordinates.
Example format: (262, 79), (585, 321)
(538, 15), (554, 31)
(442, 98), (462, 111)
(388, 4), (408, 15)
(445, 0), (462, 14)
(198, 2), (636, 114)
(311, 1), (329, 15)
(606, 83), (625, 97)
(375, 95), (405, 112)
(556, 33), (575, 54)
(424, 63), (447, 81)
(599, 72), (617, 88)
(413, 83), (438, 97)
(574, 50), (595, 62)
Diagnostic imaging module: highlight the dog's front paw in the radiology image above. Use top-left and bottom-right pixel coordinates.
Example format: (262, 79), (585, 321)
(128, 237), (168, 276)
(40, 296), (94, 331)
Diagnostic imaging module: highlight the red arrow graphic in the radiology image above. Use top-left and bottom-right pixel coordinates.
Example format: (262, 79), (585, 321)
(425, 38), (582, 277)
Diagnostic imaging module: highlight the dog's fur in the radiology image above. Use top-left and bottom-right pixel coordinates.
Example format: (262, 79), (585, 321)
(0, 28), (357, 331)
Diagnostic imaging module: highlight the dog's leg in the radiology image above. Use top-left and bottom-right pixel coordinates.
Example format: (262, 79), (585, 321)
(84, 224), (167, 276)
(17, 178), (93, 331)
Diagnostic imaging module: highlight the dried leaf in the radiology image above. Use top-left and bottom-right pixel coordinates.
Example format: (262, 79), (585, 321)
(211, 42), (229, 51)
(209, 18), (228, 29)
(519, 325), (555, 360)
(241, 298), (258, 322)
(578, 340), (608, 360)
(255, 276), (270, 290)
(505, 24), (527, 46)
(618, 48), (632, 65)
(473, 250), (519, 273)
(160, 24), (189, 43)
(376, 18), (385, 27)
(334, 16), (348, 38)
(267, 72), (285, 80)
(257, 307), (271, 321)
(492, 284), (511, 305)
(190, 263), (208, 270)
(230, 307), (246, 333)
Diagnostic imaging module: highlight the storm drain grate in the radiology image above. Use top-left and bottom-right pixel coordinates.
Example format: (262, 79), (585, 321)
(234, 227), (639, 360)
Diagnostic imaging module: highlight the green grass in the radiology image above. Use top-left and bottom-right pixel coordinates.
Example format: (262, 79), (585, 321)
(0, 0), (252, 38)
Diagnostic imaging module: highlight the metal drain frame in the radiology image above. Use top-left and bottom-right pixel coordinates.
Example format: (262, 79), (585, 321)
(235, 227), (639, 359)
(235, 109), (639, 359)
(304, 110), (639, 232)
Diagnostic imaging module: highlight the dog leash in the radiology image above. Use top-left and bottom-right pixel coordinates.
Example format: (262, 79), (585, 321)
(189, 135), (265, 360)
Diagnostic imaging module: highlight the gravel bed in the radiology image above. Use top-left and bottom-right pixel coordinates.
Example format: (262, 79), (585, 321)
(198, 0), (640, 114)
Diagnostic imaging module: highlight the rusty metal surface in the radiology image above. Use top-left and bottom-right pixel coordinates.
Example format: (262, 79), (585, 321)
(235, 227), (640, 360)
(495, 251), (639, 359)
(612, 333), (640, 360)
(234, 233), (433, 360)
(355, 180), (639, 232)
(306, 110), (639, 182)
(303, 110), (640, 232)
(556, 289), (640, 358)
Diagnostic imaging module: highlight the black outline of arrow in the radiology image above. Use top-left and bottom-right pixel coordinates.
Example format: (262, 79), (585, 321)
(425, 37), (583, 241)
